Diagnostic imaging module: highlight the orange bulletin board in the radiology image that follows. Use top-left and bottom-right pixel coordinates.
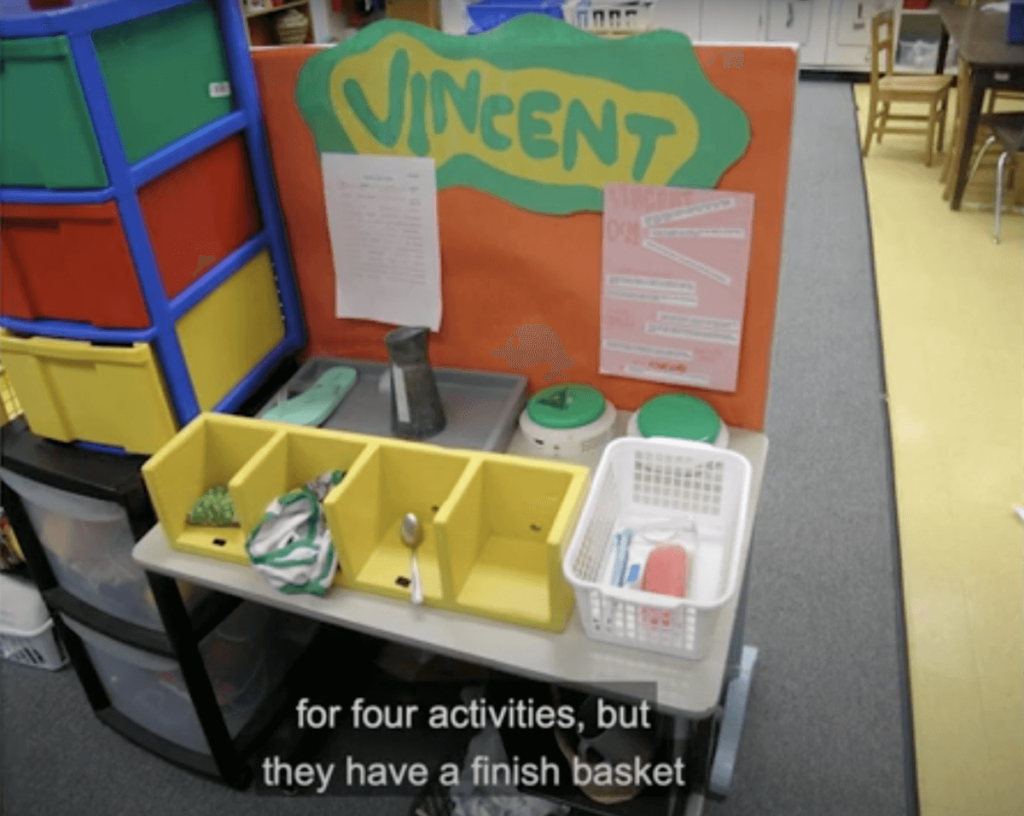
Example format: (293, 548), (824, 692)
(251, 39), (797, 431)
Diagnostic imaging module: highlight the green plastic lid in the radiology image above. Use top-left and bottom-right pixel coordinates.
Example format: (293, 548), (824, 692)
(526, 384), (606, 430)
(636, 394), (720, 442)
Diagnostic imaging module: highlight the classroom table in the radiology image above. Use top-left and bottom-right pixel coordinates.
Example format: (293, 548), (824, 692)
(935, 2), (1024, 210)
(134, 421), (767, 814)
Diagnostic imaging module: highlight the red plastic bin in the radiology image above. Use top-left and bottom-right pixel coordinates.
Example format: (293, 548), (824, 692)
(0, 202), (150, 329)
(138, 135), (261, 300)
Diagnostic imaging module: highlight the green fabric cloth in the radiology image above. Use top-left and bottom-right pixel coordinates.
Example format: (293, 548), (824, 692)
(244, 469), (344, 596)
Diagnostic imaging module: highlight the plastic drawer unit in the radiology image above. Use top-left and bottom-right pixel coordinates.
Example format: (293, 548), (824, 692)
(0, 0), (306, 452)
(60, 603), (318, 756)
(0, 469), (207, 634)
(0, 201), (150, 328)
(0, 417), (205, 641)
(0, 35), (107, 189)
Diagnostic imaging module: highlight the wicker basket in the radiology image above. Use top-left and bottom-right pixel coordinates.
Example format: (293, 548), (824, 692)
(274, 8), (310, 44)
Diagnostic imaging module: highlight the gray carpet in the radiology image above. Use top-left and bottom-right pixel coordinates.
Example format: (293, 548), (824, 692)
(704, 80), (914, 816)
(0, 81), (914, 816)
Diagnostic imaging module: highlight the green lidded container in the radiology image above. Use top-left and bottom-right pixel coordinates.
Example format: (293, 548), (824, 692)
(526, 384), (606, 429)
(520, 383), (616, 465)
(93, 0), (234, 164)
(0, 36), (108, 189)
(632, 393), (725, 446)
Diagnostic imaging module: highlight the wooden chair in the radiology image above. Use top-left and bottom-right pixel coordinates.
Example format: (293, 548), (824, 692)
(862, 9), (954, 166)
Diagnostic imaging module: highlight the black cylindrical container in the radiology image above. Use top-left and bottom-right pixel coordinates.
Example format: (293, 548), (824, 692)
(384, 326), (446, 440)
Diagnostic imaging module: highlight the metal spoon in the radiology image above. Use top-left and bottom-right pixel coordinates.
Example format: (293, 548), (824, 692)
(400, 512), (423, 605)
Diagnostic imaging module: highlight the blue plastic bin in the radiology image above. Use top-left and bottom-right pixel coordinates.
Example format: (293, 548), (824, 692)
(1009, 2), (1024, 44)
(466, 0), (564, 34)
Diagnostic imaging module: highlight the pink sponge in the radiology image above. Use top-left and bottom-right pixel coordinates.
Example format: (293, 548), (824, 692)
(641, 545), (689, 599)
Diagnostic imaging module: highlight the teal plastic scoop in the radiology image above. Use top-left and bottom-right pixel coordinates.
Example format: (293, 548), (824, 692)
(262, 366), (357, 426)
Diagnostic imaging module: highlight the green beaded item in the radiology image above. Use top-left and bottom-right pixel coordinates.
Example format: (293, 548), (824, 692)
(185, 484), (239, 527)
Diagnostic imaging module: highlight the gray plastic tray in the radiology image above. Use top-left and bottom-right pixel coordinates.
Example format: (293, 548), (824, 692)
(258, 357), (527, 452)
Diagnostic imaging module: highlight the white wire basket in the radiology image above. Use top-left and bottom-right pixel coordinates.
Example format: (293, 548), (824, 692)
(562, 1), (656, 35)
(563, 437), (752, 660)
(0, 619), (67, 671)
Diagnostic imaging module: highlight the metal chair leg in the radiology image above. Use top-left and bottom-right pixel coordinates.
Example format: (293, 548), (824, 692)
(968, 135), (997, 187)
(994, 150), (1009, 244)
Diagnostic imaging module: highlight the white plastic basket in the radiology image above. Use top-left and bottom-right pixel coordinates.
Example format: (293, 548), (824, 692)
(563, 1), (655, 35)
(0, 571), (67, 670)
(0, 619), (67, 671)
(563, 437), (752, 660)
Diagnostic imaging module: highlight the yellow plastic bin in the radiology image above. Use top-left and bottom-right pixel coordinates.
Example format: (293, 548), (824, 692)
(0, 332), (177, 454)
(141, 414), (279, 561)
(438, 457), (588, 632)
(323, 443), (472, 604)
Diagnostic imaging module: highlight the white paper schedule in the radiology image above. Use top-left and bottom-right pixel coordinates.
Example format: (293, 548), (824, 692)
(322, 153), (442, 331)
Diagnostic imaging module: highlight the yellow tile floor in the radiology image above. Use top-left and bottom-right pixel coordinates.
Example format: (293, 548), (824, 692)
(854, 84), (1023, 816)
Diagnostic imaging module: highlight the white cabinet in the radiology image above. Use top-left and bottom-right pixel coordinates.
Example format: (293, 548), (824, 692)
(833, 0), (871, 46)
(767, 0), (813, 43)
(700, 0), (768, 43)
(650, 1), (701, 39)
(826, 0), (893, 68)
(766, 0), (830, 65)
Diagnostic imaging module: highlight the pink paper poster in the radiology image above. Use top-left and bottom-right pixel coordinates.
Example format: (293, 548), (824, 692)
(601, 185), (755, 392)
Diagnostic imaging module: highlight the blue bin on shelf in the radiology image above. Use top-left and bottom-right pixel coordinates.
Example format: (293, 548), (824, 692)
(1009, 2), (1024, 44)
(466, 0), (564, 34)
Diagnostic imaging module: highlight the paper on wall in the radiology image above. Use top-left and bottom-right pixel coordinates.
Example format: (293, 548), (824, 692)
(601, 185), (755, 393)
(322, 153), (442, 331)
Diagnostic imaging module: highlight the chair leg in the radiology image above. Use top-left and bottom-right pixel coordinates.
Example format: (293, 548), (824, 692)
(993, 150), (1009, 244)
(936, 96), (948, 155)
(925, 103), (938, 166)
(941, 111), (958, 185)
(985, 88), (997, 115)
(968, 135), (998, 186)
(863, 93), (878, 158)
(878, 102), (891, 144)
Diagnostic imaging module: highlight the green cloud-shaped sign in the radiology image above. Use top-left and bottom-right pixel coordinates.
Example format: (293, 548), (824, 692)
(297, 15), (750, 215)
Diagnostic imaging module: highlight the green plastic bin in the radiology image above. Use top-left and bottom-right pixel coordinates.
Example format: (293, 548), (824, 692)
(0, 36), (108, 189)
(92, 0), (234, 165)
